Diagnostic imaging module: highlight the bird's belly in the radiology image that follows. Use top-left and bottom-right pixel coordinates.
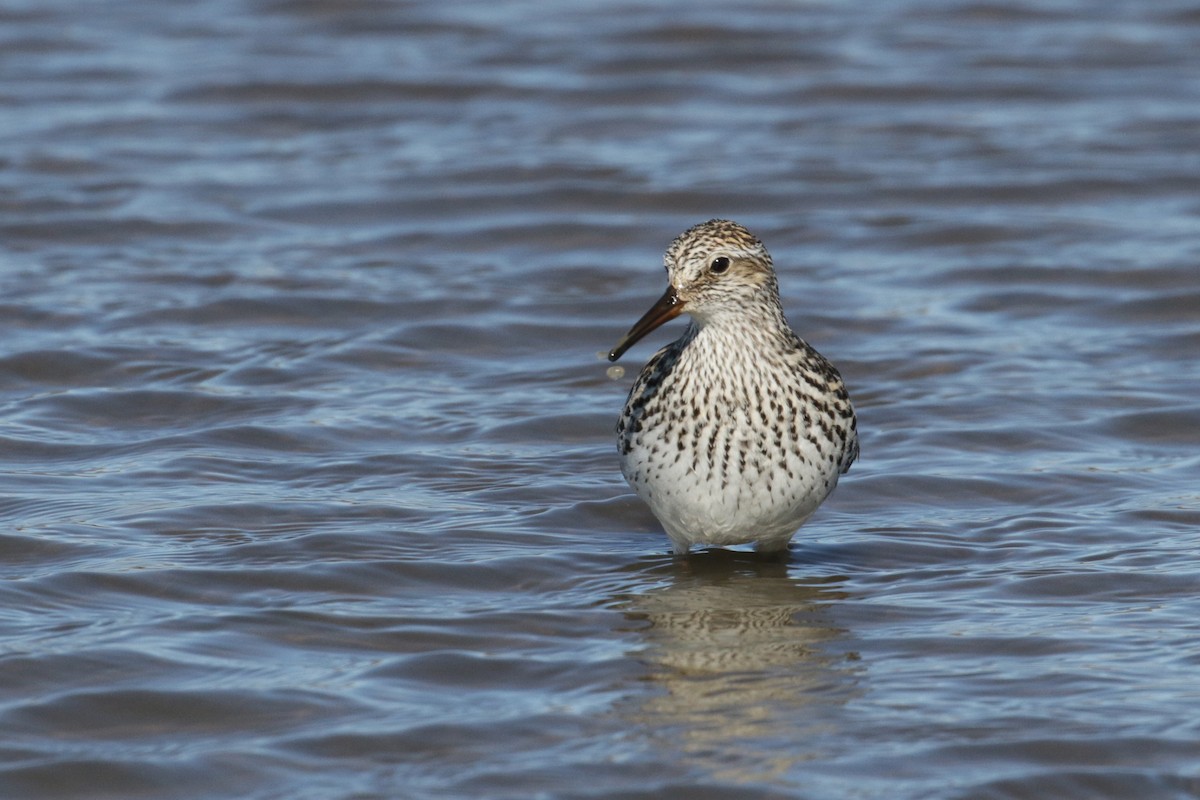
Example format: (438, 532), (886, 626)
(619, 419), (840, 546)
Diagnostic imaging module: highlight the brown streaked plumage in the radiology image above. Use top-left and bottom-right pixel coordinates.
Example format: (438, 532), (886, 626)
(609, 219), (858, 555)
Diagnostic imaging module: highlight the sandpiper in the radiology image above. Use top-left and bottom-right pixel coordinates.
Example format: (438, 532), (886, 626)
(608, 219), (858, 555)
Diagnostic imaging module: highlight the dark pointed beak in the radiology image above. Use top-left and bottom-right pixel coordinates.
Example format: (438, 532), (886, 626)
(608, 285), (685, 362)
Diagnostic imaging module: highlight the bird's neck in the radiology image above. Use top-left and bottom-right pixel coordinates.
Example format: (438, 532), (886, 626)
(688, 295), (790, 341)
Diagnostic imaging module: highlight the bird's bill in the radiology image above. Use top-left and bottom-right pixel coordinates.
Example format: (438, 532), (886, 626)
(608, 285), (685, 362)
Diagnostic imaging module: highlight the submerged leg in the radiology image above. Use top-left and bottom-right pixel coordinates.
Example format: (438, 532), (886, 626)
(754, 536), (792, 558)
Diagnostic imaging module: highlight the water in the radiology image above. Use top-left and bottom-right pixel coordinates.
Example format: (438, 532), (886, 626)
(3, 0), (1200, 797)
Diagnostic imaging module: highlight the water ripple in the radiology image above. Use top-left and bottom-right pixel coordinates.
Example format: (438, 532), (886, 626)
(3, 0), (1200, 798)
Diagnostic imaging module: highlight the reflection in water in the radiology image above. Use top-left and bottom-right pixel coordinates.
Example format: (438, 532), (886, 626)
(620, 551), (859, 784)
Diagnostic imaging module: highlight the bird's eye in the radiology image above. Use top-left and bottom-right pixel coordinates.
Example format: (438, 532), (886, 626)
(710, 256), (730, 274)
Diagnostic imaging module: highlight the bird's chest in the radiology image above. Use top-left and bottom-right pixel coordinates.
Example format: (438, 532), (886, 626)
(630, 363), (813, 486)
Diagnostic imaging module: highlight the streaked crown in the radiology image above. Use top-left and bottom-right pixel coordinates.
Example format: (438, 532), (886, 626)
(663, 219), (780, 321)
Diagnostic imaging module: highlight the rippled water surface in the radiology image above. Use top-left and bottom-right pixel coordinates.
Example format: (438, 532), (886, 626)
(3, 1), (1200, 798)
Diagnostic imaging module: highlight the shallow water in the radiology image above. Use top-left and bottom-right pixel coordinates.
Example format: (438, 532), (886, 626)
(3, 0), (1200, 798)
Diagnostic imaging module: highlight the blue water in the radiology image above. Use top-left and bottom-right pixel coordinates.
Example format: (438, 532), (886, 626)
(2, 0), (1200, 798)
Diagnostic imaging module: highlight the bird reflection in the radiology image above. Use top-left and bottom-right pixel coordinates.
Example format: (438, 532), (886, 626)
(619, 550), (859, 784)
